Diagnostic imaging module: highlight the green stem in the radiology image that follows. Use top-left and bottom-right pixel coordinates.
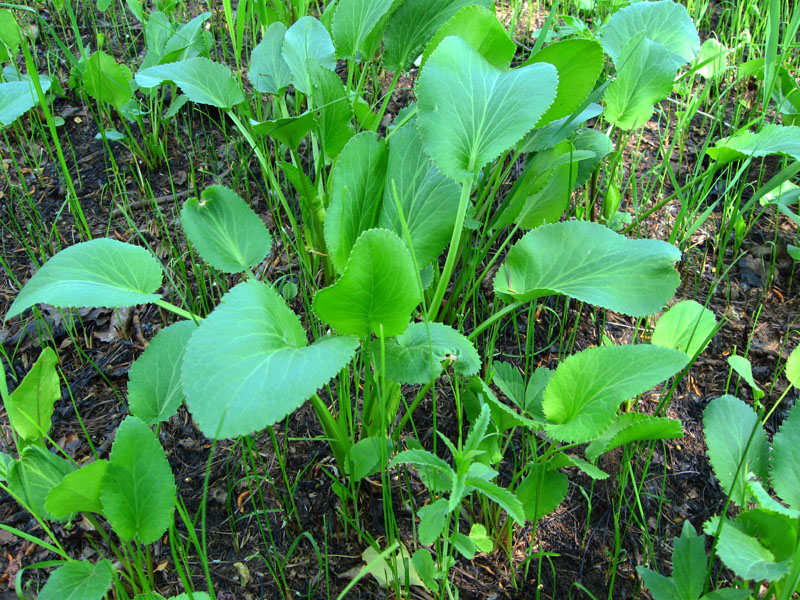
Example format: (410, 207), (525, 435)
(154, 299), (203, 322)
(467, 300), (525, 341)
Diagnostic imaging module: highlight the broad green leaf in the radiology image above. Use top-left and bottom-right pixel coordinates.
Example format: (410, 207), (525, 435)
(100, 416), (175, 543)
(494, 221), (681, 317)
(703, 395), (769, 507)
(737, 509), (798, 561)
(636, 567), (678, 600)
(584, 413), (684, 462)
(380, 322), (480, 384)
(0, 9), (21, 62)
(324, 132), (388, 272)
(252, 111), (315, 150)
(5, 347), (59, 441)
(600, 0), (700, 67)
(282, 16), (336, 95)
(421, 6), (516, 69)
(7, 239), (163, 320)
(523, 39), (604, 125)
(711, 517), (789, 581)
(708, 124), (800, 164)
(379, 122), (460, 267)
(82, 51), (133, 110)
(417, 35), (558, 183)
(390, 448), (453, 475)
(347, 436), (392, 481)
(672, 520), (708, 600)
(45, 460), (108, 517)
(312, 67), (354, 159)
(466, 476), (525, 525)
(135, 58), (244, 109)
(0, 79), (52, 127)
(772, 401), (800, 508)
(573, 126), (613, 188)
(412, 549), (439, 593)
(160, 12), (212, 63)
(701, 590), (752, 600)
(521, 103), (604, 153)
(248, 22), (292, 94)
(695, 38), (729, 79)
(362, 542), (426, 589)
(183, 280), (358, 438)
(469, 523), (493, 553)
(332, 0), (395, 60)
(727, 355), (764, 402)
(37, 559), (114, 600)
(452, 532), (477, 559)
(604, 34), (677, 131)
(492, 362), (526, 411)
(314, 229), (419, 338)
(562, 455), (609, 480)
(418, 498), (450, 545)
(8, 445), (74, 521)
(516, 468), (568, 523)
(652, 300), (717, 358)
(181, 185), (272, 273)
(128, 321), (197, 425)
(543, 344), (688, 443)
(383, 0), (492, 71)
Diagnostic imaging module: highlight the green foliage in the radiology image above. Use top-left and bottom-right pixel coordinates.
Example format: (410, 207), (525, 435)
(709, 124), (800, 164)
(652, 300), (717, 359)
(135, 57), (244, 109)
(332, 0), (395, 61)
(3, 347), (59, 443)
(0, 9), (21, 62)
(281, 16), (336, 95)
(0, 78), (52, 127)
(45, 460), (108, 517)
(584, 413), (684, 461)
(248, 22), (292, 94)
(8, 445), (74, 521)
(771, 399), (800, 509)
(37, 559), (114, 600)
(82, 51), (133, 110)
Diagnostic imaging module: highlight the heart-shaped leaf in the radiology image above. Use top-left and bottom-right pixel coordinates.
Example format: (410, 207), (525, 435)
(135, 57), (243, 109)
(651, 300), (717, 358)
(46, 460), (108, 517)
(0, 78), (52, 128)
(4, 347), (59, 442)
(772, 401), (800, 508)
(128, 320), (197, 425)
(37, 560), (114, 600)
(7, 239), (163, 320)
(248, 22), (292, 94)
(313, 229), (420, 338)
(183, 279), (359, 438)
(332, 0), (395, 60)
(383, 0), (492, 71)
(324, 132), (388, 272)
(494, 221), (680, 317)
(543, 344), (688, 443)
(417, 35), (558, 183)
(380, 119), (460, 267)
(282, 16), (336, 95)
(181, 185), (272, 273)
(100, 416), (176, 543)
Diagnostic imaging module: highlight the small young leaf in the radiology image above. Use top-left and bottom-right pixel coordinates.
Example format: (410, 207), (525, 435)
(7, 239), (163, 320)
(652, 300), (717, 358)
(469, 523), (493, 553)
(0, 79), (52, 127)
(417, 35), (558, 183)
(82, 51), (133, 110)
(135, 58), (244, 109)
(635, 567), (679, 600)
(785, 344), (800, 388)
(252, 111), (315, 150)
(543, 345), (688, 443)
(181, 185), (272, 273)
(37, 559), (114, 600)
(183, 280), (359, 438)
(101, 416), (175, 543)
(348, 436), (392, 481)
(452, 532), (477, 559)
(703, 395), (769, 507)
(248, 22), (292, 94)
(727, 355), (765, 402)
(46, 460), (108, 517)
(379, 322), (480, 385)
(128, 321), (197, 425)
(495, 221), (681, 317)
(282, 16), (336, 95)
(411, 549), (438, 593)
(695, 38), (729, 79)
(772, 400), (800, 508)
(4, 347), (59, 442)
(8, 445), (74, 521)
(515, 468), (568, 523)
(390, 448), (453, 475)
(313, 229), (420, 338)
(672, 520), (708, 600)
(362, 542), (426, 589)
(418, 498), (450, 545)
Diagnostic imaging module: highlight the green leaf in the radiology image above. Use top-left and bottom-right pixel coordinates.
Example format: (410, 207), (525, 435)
(585, 413), (684, 462)
(695, 38), (729, 80)
(701, 590), (752, 600)
(572, 126), (613, 188)
(135, 57), (244, 109)
(494, 221), (681, 317)
(469, 523), (493, 553)
(737, 509), (798, 561)
(727, 355), (764, 402)
(4, 347), (59, 441)
(0, 451), (11, 481)
(248, 22), (292, 94)
(383, 0), (492, 71)
(128, 321), (197, 425)
(452, 532), (477, 559)
(8, 445), (74, 521)
(324, 132), (388, 272)
(543, 345), (688, 443)
(703, 395), (769, 507)
(421, 6), (516, 69)
(183, 279), (358, 438)
(0, 9), (21, 62)
(362, 542), (426, 589)
(7, 239), (163, 320)
(282, 16), (336, 95)
(523, 39), (604, 125)
(312, 67), (354, 160)
(417, 35), (558, 184)
(652, 300), (717, 358)
(37, 560), (114, 600)
(313, 229), (420, 338)
(0, 79), (52, 127)
(636, 567), (678, 600)
(708, 124), (800, 164)
(348, 436), (392, 481)
(390, 448), (453, 475)
(418, 498), (450, 545)
(712, 517), (789, 581)
(412, 549), (438, 593)
(466, 476), (525, 525)
(521, 103), (604, 153)
(379, 322), (480, 384)
(604, 34), (677, 131)
(100, 416), (175, 543)
(82, 51), (133, 110)
(672, 520), (708, 600)
(252, 111), (315, 150)
(600, 0), (700, 67)
(332, 0), (395, 60)
(45, 460), (108, 517)
(772, 400), (800, 508)
(170, 594), (212, 600)
(181, 185), (272, 273)
(380, 121), (460, 267)
(515, 468), (568, 523)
